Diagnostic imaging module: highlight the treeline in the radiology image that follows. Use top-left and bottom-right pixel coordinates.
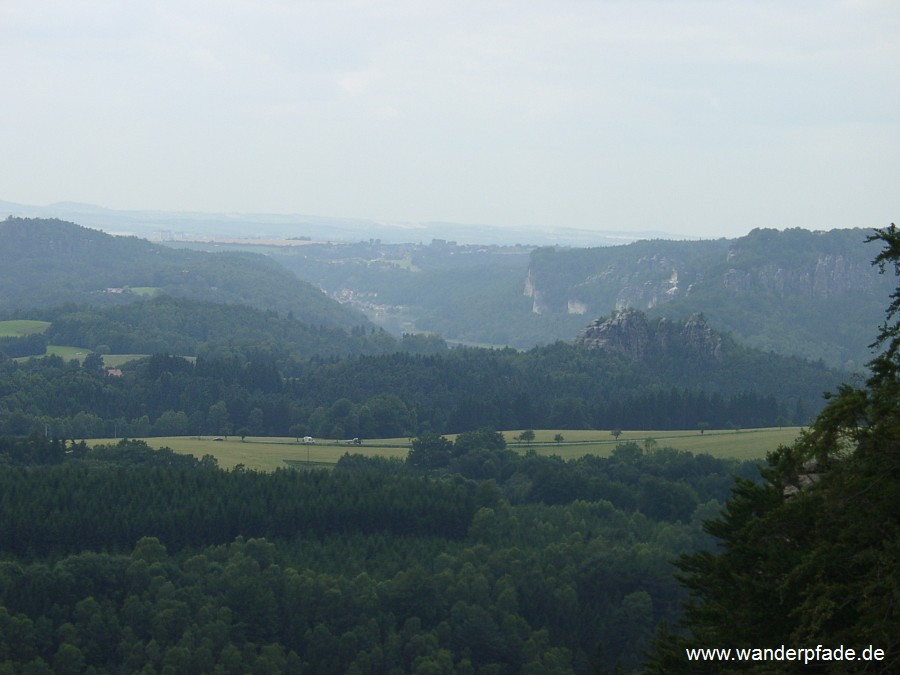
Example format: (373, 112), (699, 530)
(0, 217), (367, 329)
(0, 333), (46, 358)
(0, 337), (835, 439)
(642, 223), (900, 672)
(526, 228), (893, 369)
(0, 450), (477, 557)
(0, 434), (759, 672)
(36, 295), (404, 360)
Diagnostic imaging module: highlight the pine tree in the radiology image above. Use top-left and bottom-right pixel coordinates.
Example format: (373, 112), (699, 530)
(644, 225), (900, 674)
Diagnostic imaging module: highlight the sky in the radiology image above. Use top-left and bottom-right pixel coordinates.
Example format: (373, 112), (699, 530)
(1, 0), (898, 239)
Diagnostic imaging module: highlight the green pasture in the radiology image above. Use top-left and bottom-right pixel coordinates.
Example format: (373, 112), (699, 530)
(44, 345), (92, 362)
(0, 320), (51, 337)
(102, 426), (803, 471)
(102, 354), (149, 368)
(13, 345), (92, 363)
(502, 427), (802, 461)
(109, 436), (409, 471)
(129, 287), (159, 297)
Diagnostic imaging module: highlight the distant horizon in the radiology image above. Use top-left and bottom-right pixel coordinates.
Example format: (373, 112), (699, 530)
(1, 196), (884, 248)
(2, 1), (896, 241)
(0, 197), (696, 246)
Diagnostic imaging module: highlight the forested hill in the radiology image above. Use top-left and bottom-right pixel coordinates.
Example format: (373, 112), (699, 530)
(0, 320), (839, 438)
(0, 217), (367, 329)
(40, 296), (409, 360)
(526, 227), (894, 370)
(253, 226), (892, 368)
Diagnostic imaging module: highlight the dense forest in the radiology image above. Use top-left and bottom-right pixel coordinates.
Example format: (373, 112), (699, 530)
(0, 217), (365, 329)
(0, 315), (838, 439)
(0, 431), (760, 673)
(0, 218), (896, 673)
(641, 225), (900, 672)
(256, 228), (893, 369)
(34, 296), (403, 361)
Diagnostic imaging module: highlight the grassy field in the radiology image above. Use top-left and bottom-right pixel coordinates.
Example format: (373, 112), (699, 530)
(97, 427), (803, 471)
(13, 345), (93, 364)
(0, 320), (51, 337)
(45, 345), (92, 362)
(101, 354), (150, 368)
(104, 436), (409, 471)
(502, 427), (802, 461)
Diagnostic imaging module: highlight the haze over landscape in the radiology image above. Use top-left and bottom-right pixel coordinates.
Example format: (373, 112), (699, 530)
(1, 2), (898, 673)
(2, 0), (898, 241)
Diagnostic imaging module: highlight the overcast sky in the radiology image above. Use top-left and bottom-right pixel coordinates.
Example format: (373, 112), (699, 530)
(2, 0), (898, 239)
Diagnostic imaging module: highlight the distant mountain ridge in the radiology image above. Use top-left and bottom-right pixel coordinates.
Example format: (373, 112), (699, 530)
(0, 217), (367, 329)
(0, 199), (680, 246)
(527, 228), (894, 369)
(253, 226), (893, 369)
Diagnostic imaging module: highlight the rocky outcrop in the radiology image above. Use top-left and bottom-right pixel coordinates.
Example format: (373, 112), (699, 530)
(576, 309), (653, 360)
(524, 228), (897, 369)
(575, 309), (722, 362)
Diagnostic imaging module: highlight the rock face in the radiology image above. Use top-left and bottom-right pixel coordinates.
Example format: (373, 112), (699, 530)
(525, 230), (886, 319)
(526, 228), (896, 369)
(575, 309), (722, 362)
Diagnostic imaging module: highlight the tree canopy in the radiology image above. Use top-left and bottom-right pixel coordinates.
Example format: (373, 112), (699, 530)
(644, 225), (900, 673)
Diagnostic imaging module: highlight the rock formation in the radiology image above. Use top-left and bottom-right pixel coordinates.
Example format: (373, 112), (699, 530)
(575, 309), (722, 362)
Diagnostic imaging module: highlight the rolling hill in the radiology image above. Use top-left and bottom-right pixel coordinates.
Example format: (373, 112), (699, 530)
(260, 227), (893, 369)
(0, 217), (368, 330)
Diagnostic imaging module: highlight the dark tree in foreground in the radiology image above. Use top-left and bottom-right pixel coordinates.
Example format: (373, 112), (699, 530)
(644, 225), (900, 674)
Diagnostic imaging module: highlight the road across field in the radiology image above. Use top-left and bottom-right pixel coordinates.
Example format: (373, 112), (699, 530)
(90, 427), (802, 471)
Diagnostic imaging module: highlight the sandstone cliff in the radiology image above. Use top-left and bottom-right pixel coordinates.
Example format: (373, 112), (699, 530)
(575, 309), (723, 362)
(528, 228), (893, 369)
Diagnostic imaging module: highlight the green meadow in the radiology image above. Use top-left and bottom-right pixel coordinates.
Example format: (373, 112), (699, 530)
(100, 426), (803, 471)
(0, 320), (51, 337)
(44, 345), (92, 362)
(101, 354), (150, 368)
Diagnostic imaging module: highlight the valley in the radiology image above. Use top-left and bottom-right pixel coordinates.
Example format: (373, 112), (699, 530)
(0, 215), (896, 673)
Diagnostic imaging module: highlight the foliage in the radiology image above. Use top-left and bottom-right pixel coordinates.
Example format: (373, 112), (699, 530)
(526, 228), (894, 370)
(265, 229), (893, 369)
(42, 295), (400, 360)
(0, 325), (838, 440)
(0, 217), (366, 329)
(0, 431), (759, 673)
(0, 332), (47, 358)
(643, 225), (900, 673)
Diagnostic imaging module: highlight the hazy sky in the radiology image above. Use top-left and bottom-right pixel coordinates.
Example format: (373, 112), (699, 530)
(2, 0), (898, 238)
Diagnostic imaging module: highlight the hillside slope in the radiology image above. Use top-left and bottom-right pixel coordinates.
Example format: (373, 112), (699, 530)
(43, 296), (401, 361)
(526, 228), (894, 369)
(0, 217), (367, 329)
(252, 227), (891, 367)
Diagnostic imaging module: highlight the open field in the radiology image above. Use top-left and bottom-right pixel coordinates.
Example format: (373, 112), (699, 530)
(47, 345), (92, 362)
(98, 436), (409, 471)
(502, 427), (802, 461)
(12, 345), (94, 363)
(95, 427), (804, 471)
(0, 320), (51, 337)
(101, 354), (149, 368)
(13, 344), (93, 363)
